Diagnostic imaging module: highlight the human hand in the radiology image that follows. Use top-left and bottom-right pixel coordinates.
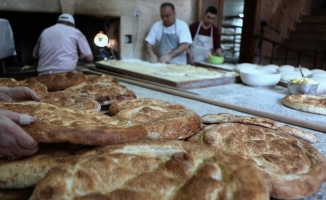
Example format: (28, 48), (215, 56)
(0, 110), (39, 159)
(159, 55), (172, 63)
(149, 54), (158, 63)
(0, 86), (41, 102)
(187, 53), (194, 64)
(216, 48), (223, 57)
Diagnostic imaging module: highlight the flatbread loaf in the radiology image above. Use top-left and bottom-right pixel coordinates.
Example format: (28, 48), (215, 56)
(202, 113), (317, 143)
(0, 143), (94, 189)
(186, 123), (326, 199)
(84, 74), (118, 83)
(109, 98), (186, 116)
(0, 78), (47, 93)
(282, 94), (326, 115)
(113, 106), (202, 139)
(0, 101), (147, 145)
(202, 113), (279, 128)
(64, 75), (136, 105)
(30, 141), (269, 200)
(22, 70), (86, 91)
(38, 91), (101, 112)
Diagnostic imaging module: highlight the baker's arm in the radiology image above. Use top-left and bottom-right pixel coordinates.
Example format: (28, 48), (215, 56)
(215, 48), (223, 57)
(83, 54), (94, 63)
(186, 48), (194, 64)
(160, 43), (190, 63)
(146, 42), (158, 63)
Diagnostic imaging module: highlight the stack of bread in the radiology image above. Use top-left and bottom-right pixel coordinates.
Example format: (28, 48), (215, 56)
(0, 71), (325, 200)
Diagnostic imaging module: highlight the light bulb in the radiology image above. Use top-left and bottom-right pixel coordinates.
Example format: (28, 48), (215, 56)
(94, 31), (109, 47)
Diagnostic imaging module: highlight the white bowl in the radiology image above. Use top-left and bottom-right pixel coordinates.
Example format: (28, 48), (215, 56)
(240, 69), (281, 87)
(279, 65), (295, 70)
(294, 67), (312, 76)
(235, 63), (257, 72)
(308, 73), (326, 78)
(311, 69), (326, 73)
(254, 66), (278, 73)
(263, 64), (280, 70)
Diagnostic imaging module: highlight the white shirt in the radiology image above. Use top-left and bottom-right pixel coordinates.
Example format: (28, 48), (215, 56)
(0, 19), (16, 59)
(33, 24), (92, 75)
(145, 18), (192, 46)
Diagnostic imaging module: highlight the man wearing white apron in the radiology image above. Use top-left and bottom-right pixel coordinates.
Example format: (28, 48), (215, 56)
(145, 3), (192, 65)
(188, 6), (223, 63)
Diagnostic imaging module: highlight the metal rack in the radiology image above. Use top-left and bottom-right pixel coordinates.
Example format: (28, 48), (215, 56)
(221, 24), (242, 58)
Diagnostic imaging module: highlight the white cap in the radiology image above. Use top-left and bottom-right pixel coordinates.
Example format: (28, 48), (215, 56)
(58, 13), (75, 25)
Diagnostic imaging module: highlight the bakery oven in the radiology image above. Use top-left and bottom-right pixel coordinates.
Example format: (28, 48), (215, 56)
(0, 11), (120, 79)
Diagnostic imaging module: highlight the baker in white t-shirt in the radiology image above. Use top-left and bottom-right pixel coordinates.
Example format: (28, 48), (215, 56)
(145, 2), (192, 65)
(33, 13), (93, 75)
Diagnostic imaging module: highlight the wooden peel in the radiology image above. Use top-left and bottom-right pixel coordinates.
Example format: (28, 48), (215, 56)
(86, 68), (326, 133)
(80, 68), (199, 95)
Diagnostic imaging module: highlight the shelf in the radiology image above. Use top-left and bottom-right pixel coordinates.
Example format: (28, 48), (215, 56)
(221, 24), (242, 58)
(221, 41), (241, 44)
(222, 24), (242, 29)
(221, 33), (242, 36)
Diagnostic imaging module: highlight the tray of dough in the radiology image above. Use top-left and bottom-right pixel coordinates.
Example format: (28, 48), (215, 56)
(96, 60), (240, 89)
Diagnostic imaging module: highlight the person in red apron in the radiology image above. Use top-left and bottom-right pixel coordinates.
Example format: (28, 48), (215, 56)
(188, 6), (223, 63)
(145, 3), (192, 65)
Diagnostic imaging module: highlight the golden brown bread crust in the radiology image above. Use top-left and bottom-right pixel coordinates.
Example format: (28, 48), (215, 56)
(202, 113), (279, 129)
(38, 91), (101, 111)
(22, 70), (86, 91)
(30, 141), (269, 200)
(0, 101), (147, 145)
(109, 98), (186, 116)
(114, 106), (202, 139)
(202, 113), (317, 143)
(186, 123), (326, 199)
(282, 94), (326, 115)
(64, 75), (136, 106)
(0, 144), (94, 189)
(84, 74), (119, 83)
(0, 78), (48, 93)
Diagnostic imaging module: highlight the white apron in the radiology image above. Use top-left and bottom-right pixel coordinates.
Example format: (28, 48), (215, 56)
(158, 22), (187, 65)
(190, 22), (213, 62)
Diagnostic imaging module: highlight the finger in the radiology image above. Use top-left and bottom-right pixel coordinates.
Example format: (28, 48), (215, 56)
(17, 146), (39, 157)
(1, 110), (37, 125)
(8, 145), (39, 158)
(30, 116), (37, 123)
(12, 124), (39, 150)
(0, 149), (16, 158)
(8, 148), (23, 158)
(0, 110), (20, 123)
(19, 114), (37, 125)
(0, 93), (14, 102)
(21, 87), (41, 101)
